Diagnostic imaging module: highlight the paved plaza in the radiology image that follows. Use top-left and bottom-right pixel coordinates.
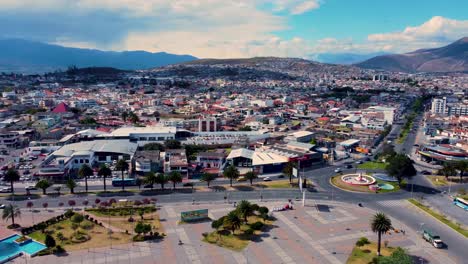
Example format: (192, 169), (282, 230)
(2, 200), (457, 264)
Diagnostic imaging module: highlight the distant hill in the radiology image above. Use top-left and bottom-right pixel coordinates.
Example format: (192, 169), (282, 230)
(357, 37), (468, 72)
(310, 52), (388, 65)
(0, 39), (197, 73)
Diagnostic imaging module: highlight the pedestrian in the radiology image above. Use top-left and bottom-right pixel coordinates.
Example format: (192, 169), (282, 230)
(233, 201), (237, 207)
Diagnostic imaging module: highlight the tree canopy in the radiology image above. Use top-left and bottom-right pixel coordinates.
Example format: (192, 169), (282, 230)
(385, 154), (416, 185)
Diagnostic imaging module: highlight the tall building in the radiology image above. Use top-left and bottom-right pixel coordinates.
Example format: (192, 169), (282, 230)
(431, 97), (447, 115)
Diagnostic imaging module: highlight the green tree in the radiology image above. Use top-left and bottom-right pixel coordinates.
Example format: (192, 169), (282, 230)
(155, 173), (168, 190)
(4, 168), (20, 195)
(455, 161), (467, 183)
(381, 143), (396, 159)
(128, 112), (139, 124)
(164, 139), (181, 149)
(66, 178), (77, 194)
(223, 211), (242, 234)
(385, 154), (416, 186)
(223, 165), (239, 187)
(144, 172), (158, 190)
(283, 162), (295, 183)
(97, 165), (112, 191)
(2, 204), (21, 227)
(244, 171), (258, 185)
(370, 212), (392, 256)
(115, 159), (129, 191)
(45, 234), (56, 248)
(200, 173), (217, 187)
(168, 171), (183, 189)
(236, 200), (254, 223)
(35, 180), (51, 195)
(438, 163), (457, 181)
(78, 164), (94, 192)
(378, 247), (412, 264)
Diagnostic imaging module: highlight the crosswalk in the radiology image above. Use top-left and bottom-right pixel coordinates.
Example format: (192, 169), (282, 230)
(376, 199), (407, 207)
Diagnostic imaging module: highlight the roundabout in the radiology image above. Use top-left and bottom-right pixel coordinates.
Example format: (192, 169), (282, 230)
(331, 172), (400, 193)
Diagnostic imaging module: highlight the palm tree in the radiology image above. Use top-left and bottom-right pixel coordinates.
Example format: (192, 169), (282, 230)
(370, 212), (393, 256)
(35, 179), (51, 195)
(283, 162), (294, 183)
(455, 160), (467, 183)
(66, 178), (77, 194)
(244, 171), (258, 186)
(223, 165), (239, 187)
(97, 165), (112, 191)
(115, 159), (129, 191)
(155, 173), (168, 190)
(223, 210), (242, 234)
(200, 173), (217, 187)
(168, 171), (183, 189)
(236, 200), (254, 223)
(2, 204), (21, 227)
(144, 172), (158, 190)
(438, 163), (457, 181)
(78, 164), (94, 192)
(4, 168), (20, 195)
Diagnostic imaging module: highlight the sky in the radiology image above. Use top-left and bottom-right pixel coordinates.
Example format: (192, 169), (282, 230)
(0, 0), (467, 59)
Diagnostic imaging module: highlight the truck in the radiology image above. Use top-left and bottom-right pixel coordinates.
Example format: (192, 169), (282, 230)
(422, 230), (443, 248)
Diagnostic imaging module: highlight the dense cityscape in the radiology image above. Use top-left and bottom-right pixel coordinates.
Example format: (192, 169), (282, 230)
(0, 1), (467, 263)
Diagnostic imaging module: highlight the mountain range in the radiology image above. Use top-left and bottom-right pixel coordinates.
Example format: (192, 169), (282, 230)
(356, 37), (468, 73)
(0, 39), (197, 73)
(309, 52), (388, 65)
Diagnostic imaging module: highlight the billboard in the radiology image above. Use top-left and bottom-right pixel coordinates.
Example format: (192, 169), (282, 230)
(181, 209), (209, 222)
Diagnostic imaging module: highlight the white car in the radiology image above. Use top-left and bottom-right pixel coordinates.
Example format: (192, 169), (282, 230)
(0, 187), (12, 193)
(0, 204), (5, 209)
(263, 177), (272, 182)
(334, 168), (342, 173)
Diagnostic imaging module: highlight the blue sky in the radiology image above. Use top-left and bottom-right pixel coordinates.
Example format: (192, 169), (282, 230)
(0, 0), (467, 58)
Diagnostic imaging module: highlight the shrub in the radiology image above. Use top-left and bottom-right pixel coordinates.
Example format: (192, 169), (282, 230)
(81, 222), (94, 230)
(250, 221), (264, 231)
(53, 245), (65, 254)
(356, 237), (370, 247)
(109, 198), (116, 205)
(134, 200), (142, 206)
(56, 232), (65, 241)
(71, 223), (79, 230)
(95, 198), (101, 204)
(244, 228), (254, 236)
(71, 214), (84, 223)
(64, 210), (74, 218)
(132, 235), (145, 242)
(128, 217), (135, 222)
(45, 234), (56, 248)
(384, 240), (389, 248)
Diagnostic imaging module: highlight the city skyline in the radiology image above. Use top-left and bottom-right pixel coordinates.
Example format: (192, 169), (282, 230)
(0, 0), (467, 58)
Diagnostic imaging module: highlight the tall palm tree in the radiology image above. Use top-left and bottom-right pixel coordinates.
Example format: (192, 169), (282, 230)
(223, 210), (242, 234)
(66, 178), (77, 194)
(4, 168), (20, 195)
(144, 172), (158, 190)
(168, 171), (182, 189)
(2, 204), (21, 227)
(370, 212), (393, 256)
(115, 159), (129, 191)
(236, 200), (254, 223)
(223, 165), (239, 187)
(97, 165), (112, 191)
(155, 173), (168, 190)
(244, 171), (258, 186)
(78, 164), (94, 192)
(200, 173), (217, 187)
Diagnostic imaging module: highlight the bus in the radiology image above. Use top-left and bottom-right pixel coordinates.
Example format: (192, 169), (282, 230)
(453, 197), (468, 211)
(112, 178), (137, 187)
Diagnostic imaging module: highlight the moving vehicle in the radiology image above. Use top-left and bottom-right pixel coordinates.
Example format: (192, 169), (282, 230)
(420, 170), (431, 175)
(25, 186), (37, 191)
(453, 197), (468, 211)
(0, 204), (5, 209)
(334, 168), (342, 173)
(0, 187), (12, 193)
(345, 164), (353, 169)
(422, 230), (443, 248)
(111, 178), (137, 187)
(263, 177), (272, 182)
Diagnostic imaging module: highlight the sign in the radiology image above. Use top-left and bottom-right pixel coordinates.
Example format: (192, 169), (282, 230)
(181, 209), (209, 222)
(293, 167), (298, 178)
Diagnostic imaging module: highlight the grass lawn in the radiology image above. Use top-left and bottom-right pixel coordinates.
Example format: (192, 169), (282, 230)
(426, 176), (461, 187)
(29, 218), (132, 251)
(85, 206), (156, 217)
(88, 211), (164, 235)
(255, 179), (298, 189)
(408, 199), (468, 238)
(203, 215), (273, 251)
(347, 242), (396, 264)
(357, 162), (388, 170)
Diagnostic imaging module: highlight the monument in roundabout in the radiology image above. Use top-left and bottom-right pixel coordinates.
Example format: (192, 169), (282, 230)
(340, 172), (394, 191)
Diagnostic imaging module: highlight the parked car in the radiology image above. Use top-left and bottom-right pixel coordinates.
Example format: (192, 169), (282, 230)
(263, 177), (272, 182)
(421, 170), (431, 175)
(0, 187), (12, 193)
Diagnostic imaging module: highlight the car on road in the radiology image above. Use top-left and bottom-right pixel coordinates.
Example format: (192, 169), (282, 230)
(25, 186), (37, 191)
(423, 230), (443, 248)
(334, 168), (342, 173)
(421, 170), (431, 175)
(263, 177), (272, 182)
(0, 187), (12, 193)
(345, 164), (353, 169)
(355, 160), (363, 164)
(0, 204), (5, 209)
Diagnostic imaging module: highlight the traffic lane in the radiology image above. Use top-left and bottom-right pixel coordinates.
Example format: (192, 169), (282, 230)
(370, 201), (468, 262)
(424, 194), (468, 226)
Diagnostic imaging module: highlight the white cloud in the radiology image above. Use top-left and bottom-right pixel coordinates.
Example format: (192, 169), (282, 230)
(273, 0), (321, 15)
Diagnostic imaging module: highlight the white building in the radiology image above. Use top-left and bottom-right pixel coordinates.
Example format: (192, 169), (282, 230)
(431, 97), (447, 115)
